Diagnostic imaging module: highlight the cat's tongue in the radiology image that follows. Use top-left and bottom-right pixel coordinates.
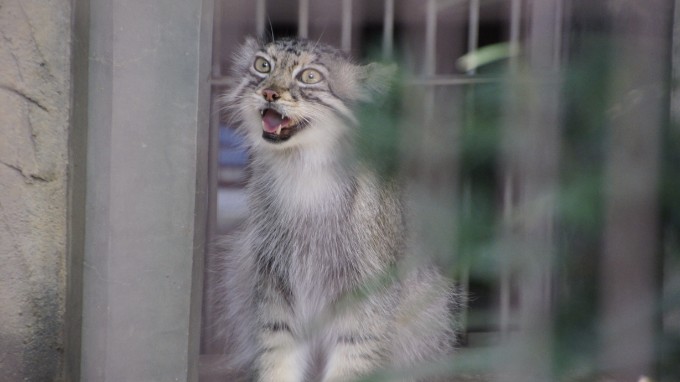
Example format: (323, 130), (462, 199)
(262, 109), (291, 134)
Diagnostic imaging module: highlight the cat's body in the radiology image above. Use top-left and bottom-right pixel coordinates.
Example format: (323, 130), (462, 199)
(217, 37), (457, 382)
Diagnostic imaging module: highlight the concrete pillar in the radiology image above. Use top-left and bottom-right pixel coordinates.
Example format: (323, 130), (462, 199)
(79, 0), (213, 381)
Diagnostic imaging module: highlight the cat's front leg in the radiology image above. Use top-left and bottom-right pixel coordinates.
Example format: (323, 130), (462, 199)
(256, 322), (307, 382)
(322, 333), (387, 382)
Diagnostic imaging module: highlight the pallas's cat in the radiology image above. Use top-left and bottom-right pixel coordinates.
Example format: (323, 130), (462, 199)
(217, 37), (458, 382)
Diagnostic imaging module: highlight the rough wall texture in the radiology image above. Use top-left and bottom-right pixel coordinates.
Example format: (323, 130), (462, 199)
(0, 0), (72, 380)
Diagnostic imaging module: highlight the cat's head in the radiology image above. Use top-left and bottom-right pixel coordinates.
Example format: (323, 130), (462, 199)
(224, 37), (393, 152)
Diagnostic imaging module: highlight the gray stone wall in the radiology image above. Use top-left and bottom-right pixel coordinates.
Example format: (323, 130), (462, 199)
(0, 0), (73, 380)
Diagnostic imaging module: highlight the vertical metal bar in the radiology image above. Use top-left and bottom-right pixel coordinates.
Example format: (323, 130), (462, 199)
(499, 0), (521, 344)
(424, 0), (437, 76)
(382, 0), (395, 59)
(467, 0), (480, 74)
(509, 0), (522, 71)
(673, 0), (680, 123)
(499, 174), (513, 338)
(298, 0), (309, 38)
(423, 0), (438, 128)
(552, 0), (563, 69)
(516, 0), (561, 379)
(458, 183), (473, 345)
(666, 0), (680, 368)
(461, 0), (481, 345)
(496, 0), (561, 380)
(256, 0), (266, 37)
(600, 0), (669, 378)
(341, 0), (352, 52)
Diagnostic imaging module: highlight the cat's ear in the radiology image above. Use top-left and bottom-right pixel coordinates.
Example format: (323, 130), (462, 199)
(359, 62), (397, 99)
(233, 37), (262, 71)
(242, 36), (261, 52)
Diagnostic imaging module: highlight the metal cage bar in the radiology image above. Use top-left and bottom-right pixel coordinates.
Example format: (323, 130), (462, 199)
(256, 0), (266, 37)
(383, 0), (395, 59)
(341, 0), (353, 52)
(509, 0), (522, 71)
(298, 0), (309, 38)
(425, 0), (438, 76)
(499, 0), (523, 343)
(467, 0), (480, 74)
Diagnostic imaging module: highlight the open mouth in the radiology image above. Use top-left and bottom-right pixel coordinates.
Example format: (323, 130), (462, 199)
(260, 108), (304, 143)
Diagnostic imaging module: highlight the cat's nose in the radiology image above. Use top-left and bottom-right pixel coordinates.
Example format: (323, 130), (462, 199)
(262, 89), (280, 102)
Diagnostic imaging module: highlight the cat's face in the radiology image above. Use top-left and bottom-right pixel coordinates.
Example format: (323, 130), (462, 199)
(225, 38), (389, 152)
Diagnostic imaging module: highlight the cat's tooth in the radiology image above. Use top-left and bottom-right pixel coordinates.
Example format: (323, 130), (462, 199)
(276, 125), (282, 135)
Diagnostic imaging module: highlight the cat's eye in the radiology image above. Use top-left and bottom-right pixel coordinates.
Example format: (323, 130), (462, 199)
(298, 68), (323, 84)
(253, 57), (271, 73)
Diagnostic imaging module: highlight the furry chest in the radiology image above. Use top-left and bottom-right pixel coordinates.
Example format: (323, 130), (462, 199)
(252, 214), (362, 297)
